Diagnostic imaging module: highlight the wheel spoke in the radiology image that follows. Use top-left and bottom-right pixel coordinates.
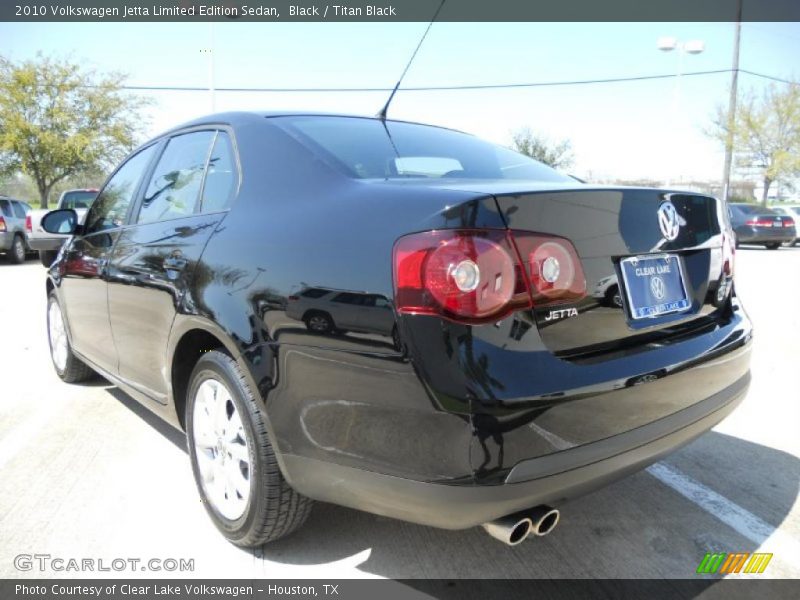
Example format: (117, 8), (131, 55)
(192, 376), (252, 521)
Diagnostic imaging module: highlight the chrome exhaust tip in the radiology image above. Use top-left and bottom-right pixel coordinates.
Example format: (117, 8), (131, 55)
(527, 505), (560, 537)
(481, 515), (532, 546)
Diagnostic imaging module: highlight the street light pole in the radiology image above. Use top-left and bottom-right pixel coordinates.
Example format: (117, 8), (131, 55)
(721, 2), (743, 203)
(657, 37), (705, 186)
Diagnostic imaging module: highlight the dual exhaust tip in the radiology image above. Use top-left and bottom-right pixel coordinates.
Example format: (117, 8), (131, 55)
(482, 506), (560, 546)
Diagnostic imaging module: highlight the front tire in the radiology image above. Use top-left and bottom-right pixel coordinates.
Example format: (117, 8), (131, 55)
(8, 235), (26, 264)
(765, 243), (780, 250)
(186, 350), (312, 547)
(47, 291), (95, 383)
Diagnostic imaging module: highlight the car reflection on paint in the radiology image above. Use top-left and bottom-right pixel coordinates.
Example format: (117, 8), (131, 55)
(286, 287), (397, 337)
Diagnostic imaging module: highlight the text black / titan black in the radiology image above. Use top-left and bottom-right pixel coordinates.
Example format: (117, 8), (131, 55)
(42, 112), (752, 546)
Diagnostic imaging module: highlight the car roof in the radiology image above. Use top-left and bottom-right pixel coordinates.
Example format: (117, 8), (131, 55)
(157, 110), (470, 139)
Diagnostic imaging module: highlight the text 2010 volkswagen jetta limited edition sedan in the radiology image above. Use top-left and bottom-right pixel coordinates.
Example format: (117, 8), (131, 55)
(42, 113), (751, 546)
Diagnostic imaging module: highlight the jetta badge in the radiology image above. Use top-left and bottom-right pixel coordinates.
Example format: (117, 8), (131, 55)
(657, 201), (684, 241)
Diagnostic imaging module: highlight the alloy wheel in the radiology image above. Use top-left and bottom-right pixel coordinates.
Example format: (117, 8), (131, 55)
(192, 378), (252, 520)
(48, 301), (68, 371)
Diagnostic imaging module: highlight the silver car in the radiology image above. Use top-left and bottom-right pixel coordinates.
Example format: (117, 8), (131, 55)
(286, 287), (396, 338)
(0, 196), (33, 264)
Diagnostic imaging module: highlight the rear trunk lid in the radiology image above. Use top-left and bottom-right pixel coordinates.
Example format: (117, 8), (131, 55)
(494, 187), (726, 355)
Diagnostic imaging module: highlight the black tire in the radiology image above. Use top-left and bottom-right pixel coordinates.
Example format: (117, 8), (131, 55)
(186, 350), (312, 547)
(303, 311), (334, 334)
(605, 285), (623, 308)
(47, 291), (95, 383)
(8, 234), (26, 264)
(39, 250), (59, 267)
(765, 243), (780, 250)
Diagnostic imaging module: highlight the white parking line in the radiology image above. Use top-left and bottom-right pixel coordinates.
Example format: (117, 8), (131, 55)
(530, 422), (800, 558)
(646, 462), (800, 558)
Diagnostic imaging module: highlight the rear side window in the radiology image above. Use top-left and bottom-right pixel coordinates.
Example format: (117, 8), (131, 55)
(138, 131), (215, 224)
(300, 288), (329, 299)
(0, 200), (10, 217)
(201, 132), (237, 213)
(84, 144), (158, 235)
(11, 201), (28, 218)
(61, 191), (97, 209)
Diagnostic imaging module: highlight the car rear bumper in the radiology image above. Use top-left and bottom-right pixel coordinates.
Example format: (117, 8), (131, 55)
(736, 227), (795, 243)
(27, 235), (65, 252)
(282, 369), (749, 529)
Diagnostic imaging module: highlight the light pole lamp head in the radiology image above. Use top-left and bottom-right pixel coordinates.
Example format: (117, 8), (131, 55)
(684, 40), (706, 54)
(657, 36), (678, 51)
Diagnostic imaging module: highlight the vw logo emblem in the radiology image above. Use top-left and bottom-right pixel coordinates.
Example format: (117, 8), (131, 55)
(658, 201), (681, 241)
(650, 275), (666, 300)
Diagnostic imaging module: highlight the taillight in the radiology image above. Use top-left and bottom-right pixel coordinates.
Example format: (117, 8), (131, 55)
(0, 216), (5, 232)
(510, 232), (588, 304)
(784, 218), (795, 228)
(25, 215), (32, 232)
(393, 229), (586, 324)
(746, 218), (774, 227)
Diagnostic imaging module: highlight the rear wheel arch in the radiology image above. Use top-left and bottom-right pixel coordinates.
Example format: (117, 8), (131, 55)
(170, 327), (229, 431)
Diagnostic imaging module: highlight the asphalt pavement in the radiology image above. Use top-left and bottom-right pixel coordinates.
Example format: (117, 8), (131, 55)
(0, 244), (798, 579)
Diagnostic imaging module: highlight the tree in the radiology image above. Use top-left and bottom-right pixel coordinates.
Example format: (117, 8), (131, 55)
(511, 127), (574, 170)
(0, 54), (150, 208)
(709, 82), (800, 206)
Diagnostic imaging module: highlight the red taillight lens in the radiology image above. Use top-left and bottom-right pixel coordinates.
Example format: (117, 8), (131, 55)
(511, 233), (587, 304)
(394, 230), (521, 322)
(0, 216), (6, 232)
(25, 215), (32, 232)
(393, 229), (586, 323)
(784, 218), (795, 228)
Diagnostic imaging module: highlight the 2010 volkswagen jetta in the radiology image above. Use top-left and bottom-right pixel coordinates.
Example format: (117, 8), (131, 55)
(42, 112), (752, 547)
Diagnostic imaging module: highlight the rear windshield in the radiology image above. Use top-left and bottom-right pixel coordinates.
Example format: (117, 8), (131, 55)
(61, 191), (97, 209)
(273, 116), (571, 182)
(731, 204), (774, 215)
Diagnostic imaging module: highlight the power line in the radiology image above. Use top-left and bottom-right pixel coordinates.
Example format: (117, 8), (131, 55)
(16, 68), (798, 93)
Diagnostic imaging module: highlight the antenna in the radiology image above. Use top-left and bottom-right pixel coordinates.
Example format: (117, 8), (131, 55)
(376, 0), (446, 120)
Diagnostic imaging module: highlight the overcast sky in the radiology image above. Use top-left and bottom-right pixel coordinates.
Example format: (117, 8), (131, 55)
(1, 21), (798, 183)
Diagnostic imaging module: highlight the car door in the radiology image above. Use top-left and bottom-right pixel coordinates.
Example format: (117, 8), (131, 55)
(106, 129), (238, 402)
(357, 294), (396, 335)
(59, 144), (159, 373)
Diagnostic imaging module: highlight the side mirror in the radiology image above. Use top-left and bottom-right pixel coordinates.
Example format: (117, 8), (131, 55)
(41, 209), (79, 235)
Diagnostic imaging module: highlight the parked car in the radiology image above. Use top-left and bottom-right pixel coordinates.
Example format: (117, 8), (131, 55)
(0, 196), (34, 264)
(728, 203), (795, 249)
(769, 206), (800, 246)
(27, 188), (98, 266)
(42, 112), (751, 547)
(286, 287), (396, 336)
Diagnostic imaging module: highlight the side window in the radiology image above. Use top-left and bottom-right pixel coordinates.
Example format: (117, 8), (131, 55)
(201, 132), (238, 213)
(138, 131), (215, 224)
(11, 201), (27, 218)
(0, 200), (10, 217)
(84, 145), (157, 236)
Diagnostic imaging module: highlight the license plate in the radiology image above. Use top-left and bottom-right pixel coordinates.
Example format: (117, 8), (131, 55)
(620, 254), (691, 320)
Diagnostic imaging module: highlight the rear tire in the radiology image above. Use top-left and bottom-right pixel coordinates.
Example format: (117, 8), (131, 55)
(39, 250), (59, 267)
(8, 235), (26, 264)
(186, 350), (312, 547)
(303, 311), (334, 334)
(47, 291), (95, 383)
(605, 285), (623, 308)
(765, 243), (780, 250)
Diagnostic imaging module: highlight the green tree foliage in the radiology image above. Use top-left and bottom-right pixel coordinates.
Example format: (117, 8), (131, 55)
(511, 127), (574, 170)
(710, 82), (800, 206)
(0, 54), (150, 208)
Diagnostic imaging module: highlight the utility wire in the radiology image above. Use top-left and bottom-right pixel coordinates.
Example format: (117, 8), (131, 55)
(18, 68), (799, 93)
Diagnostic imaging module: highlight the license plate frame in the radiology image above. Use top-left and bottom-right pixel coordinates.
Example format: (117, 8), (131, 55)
(619, 254), (691, 320)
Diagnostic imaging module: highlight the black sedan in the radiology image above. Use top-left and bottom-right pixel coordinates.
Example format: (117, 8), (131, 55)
(41, 112), (751, 547)
(729, 202), (796, 249)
